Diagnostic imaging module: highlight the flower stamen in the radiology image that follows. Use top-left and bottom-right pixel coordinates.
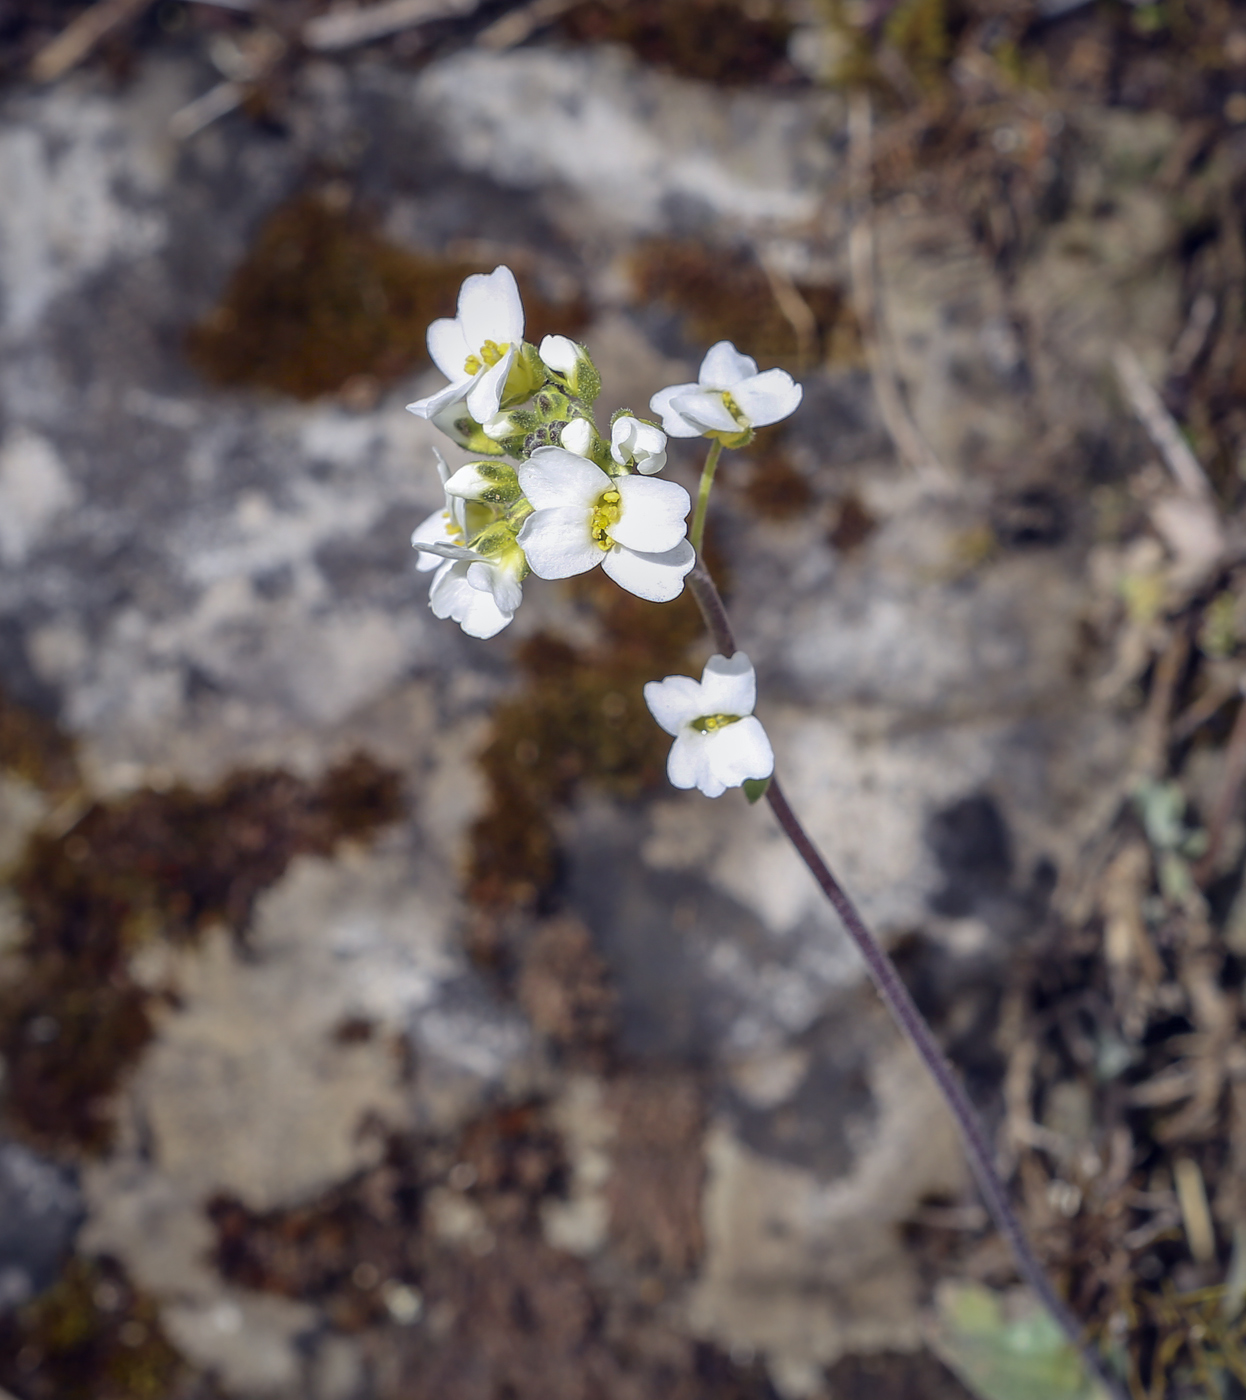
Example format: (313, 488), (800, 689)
(464, 339), (511, 376)
(590, 488), (622, 550)
(691, 712), (740, 734)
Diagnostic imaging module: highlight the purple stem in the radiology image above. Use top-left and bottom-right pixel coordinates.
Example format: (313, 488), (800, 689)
(685, 560), (1125, 1400)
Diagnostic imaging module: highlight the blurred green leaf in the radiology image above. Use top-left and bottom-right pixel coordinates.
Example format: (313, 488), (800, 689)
(930, 1283), (1113, 1400)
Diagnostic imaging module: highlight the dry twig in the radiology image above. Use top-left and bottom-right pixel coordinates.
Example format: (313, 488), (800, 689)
(846, 92), (952, 491)
(303, 0), (479, 52)
(30, 0), (154, 81)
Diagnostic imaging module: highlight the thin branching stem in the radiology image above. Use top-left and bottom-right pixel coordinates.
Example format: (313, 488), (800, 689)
(689, 439), (723, 556)
(685, 555), (1126, 1400)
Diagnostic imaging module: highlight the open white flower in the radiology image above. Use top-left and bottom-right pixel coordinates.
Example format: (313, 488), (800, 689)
(644, 653), (774, 798)
(611, 415), (667, 475)
(410, 448), (467, 573)
(650, 341), (802, 445)
(516, 446), (694, 602)
(406, 266), (525, 427)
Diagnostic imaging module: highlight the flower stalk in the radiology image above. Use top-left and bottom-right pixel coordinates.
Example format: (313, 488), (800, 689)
(689, 438), (723, 557)
(684, 554), (1126, 1400)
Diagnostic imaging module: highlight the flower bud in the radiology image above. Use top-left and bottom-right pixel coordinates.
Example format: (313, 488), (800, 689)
(610, 414), (668, 475)
(432, 402), (507, 456)
(538, 335), (601, 404)
(444, 461), (522, 507)
(559, 418), (595, 456)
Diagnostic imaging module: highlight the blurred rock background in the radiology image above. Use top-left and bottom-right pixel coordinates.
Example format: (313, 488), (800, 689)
(0, 2), (1243, 1397)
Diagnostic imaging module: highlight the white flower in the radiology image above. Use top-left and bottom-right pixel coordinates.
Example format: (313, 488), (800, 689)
(650, 341), (802, 443)
(539, 335), (580, 377)
(644, 653), (774, 798)
(427, 547), (524, 640)
(410, 448), (467, 573)
(406, 266), (524, 427)
(559, 418), (596, 456)
(611, 415), (667, 475)
(516, 446), (694, 603)
(411, 450), (525, 639)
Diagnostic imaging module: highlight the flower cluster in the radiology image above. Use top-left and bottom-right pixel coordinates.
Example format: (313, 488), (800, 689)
(407, 265), (801, 795)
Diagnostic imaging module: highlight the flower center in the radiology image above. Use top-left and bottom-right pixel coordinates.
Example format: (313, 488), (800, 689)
(590, 489), (622, 551)
(444, 510), (465, 544)
(464, 339), (510, 376)
(691, 713), (741, 733)
(720, 390), (746, 426)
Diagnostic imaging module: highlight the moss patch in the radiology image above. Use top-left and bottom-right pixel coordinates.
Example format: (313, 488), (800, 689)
(558, 0), (795, 86)
(187, 191), (588, 401)
(466, 572), (705, 915)
(0, 753), (403, 1152)
(629, 239), (858, 373)
(0, 1256), (189, 1400)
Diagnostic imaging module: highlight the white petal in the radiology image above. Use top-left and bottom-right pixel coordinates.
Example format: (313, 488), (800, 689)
(601, 538), (694, 602)
(611, 475), (690, 554)
(458, 266), (524, 349)
(670, 389), (739, 434)
(429, 559), (514, 639)
(698, 340), (758, 390)
(706, 716), (774, 789)
(466, 559), (523, 616)
(427, 317), (472, 381)
(465, 348), (515, 424)
(644, 674), (705, 737)
(649, 383), (704, 437)
(666, 731), (723, 796)
(518, 447), (608, 510)
(699, 652), (756, 717)
(432, 447), (451, 488)
(517, 507), (601, 579)
(406, 379), (471, 421)
(731, 369), (803, 428)
(412, 540), (480, 562)
(560, 419), (595, 456)
(411, 506), (456, 572)
(540, 334), (579, 376)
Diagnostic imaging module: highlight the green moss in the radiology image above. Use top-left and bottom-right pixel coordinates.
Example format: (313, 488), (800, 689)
(0, 1257), (187, 1400)
(187, 191), (588, 400)
(0, 753), (403, 1151)
(467, 573), (706, 913)
(557, 0), (794, 86)
(630, 239), (857, 373)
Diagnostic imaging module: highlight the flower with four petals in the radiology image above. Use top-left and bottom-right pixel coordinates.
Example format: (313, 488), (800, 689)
(407, 266), (527, 428)
(643, 653), (774, 798)
(517, 446), (694, 602)
(650, 340), (802, 447)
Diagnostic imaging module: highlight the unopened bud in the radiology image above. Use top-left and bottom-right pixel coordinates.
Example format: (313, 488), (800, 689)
(610, 414), (667, 475)
(538, 335), (601, 404)
(444, 461), (521, 506)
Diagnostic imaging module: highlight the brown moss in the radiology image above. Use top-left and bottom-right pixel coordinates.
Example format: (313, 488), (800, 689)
(0, 686), (79, 794)
(557, 0), (795, 86)
(516, 915), (617, 1064)
(738, 440), (815, 520)
(0, 753), (403, 1151)
(629, 238), (856, 373)
(466, 573), (705, 914)
(187, 191), (588, 400)
(828, 491), (877, 553)
(0, 1256), (188, 1400)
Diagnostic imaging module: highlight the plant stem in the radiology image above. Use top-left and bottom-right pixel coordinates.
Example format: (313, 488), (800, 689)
(689, 438), (723, 556)
(684, 557), (1126, 1400)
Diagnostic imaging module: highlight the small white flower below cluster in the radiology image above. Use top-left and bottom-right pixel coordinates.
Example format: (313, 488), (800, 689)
(651, 340), (802, 447)
(644, 653), (774, 798)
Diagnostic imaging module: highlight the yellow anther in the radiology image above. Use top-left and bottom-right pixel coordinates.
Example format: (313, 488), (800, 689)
(463, 340), (511, 376)
(589, 489), (623, 551)
(692, 713), (740, 734)
(444, 510), (465, 544)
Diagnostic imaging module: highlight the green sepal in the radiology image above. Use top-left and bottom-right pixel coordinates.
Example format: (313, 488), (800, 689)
(742, 776), (771, 804)
(501, 342), (547, 407)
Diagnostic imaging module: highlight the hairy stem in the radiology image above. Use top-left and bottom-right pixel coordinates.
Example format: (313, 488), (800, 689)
(689, 438), (723, 557)
(685, 556), (1125, 1400)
